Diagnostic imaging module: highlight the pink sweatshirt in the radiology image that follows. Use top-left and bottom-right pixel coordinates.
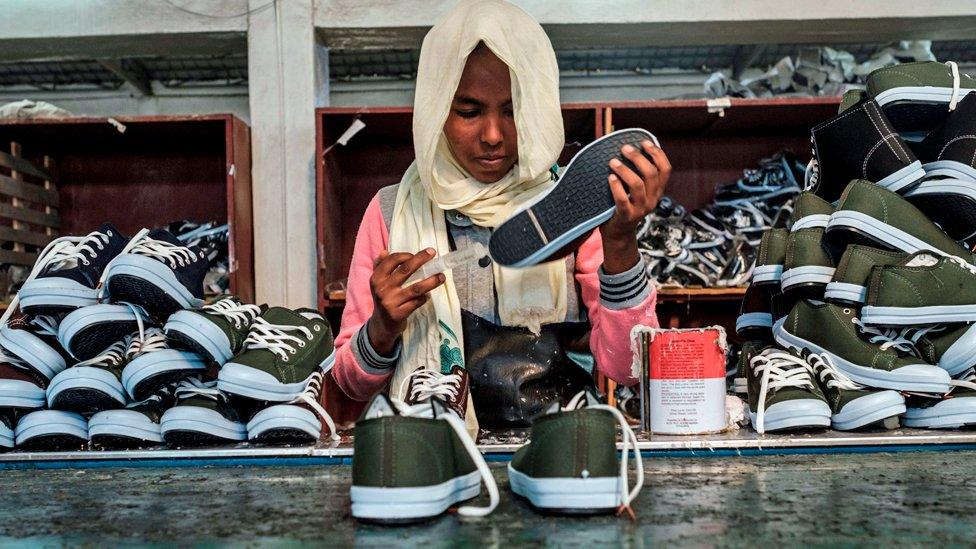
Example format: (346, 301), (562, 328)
(329, 192), (659, 408)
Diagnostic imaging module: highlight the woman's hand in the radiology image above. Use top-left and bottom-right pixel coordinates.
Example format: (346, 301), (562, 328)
(366, 249), (446, 355)
(601, 140), (672, 274)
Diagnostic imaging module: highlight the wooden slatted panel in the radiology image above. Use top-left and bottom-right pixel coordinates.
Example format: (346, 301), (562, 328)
(0, 149), (54, 182)
(0, 173), (59, 206)
(0, 226), (51, 247)
(0, 250), (39, 267)
(0, 202), (60, 228)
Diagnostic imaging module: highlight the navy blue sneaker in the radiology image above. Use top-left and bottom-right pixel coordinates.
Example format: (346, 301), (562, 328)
(489, 128), (660, 267)
(16, 223), (130, 316)
(105, 229), (208, 319)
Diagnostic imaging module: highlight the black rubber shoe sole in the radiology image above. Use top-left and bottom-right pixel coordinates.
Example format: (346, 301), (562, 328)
(107, 274), (184, 321)
(906, 193), (976, 244)
(130, 370), (200, 402)
(163, 430), (240, 448)
(50, 388), (124, 416)
(91, 434), (162, 450)
(880, 101), (953, 135)
(251, 428), (317, 446)
(166, 330), (219, 365)
(489, 128), (659, 267)
(68, 322), (140, 362)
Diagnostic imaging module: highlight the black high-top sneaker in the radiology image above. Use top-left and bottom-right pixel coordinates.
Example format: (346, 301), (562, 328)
(903, 92), (976, 243)
(15, 223), (130, 316)
(0, 314), (71, 383)
(808, 99), (925, 203)
(105, 229), (208, 320)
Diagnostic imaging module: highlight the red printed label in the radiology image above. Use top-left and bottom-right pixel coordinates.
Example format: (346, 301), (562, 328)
(648, 329), (725, 380)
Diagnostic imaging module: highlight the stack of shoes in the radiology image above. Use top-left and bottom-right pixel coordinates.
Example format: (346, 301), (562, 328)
(735, 60), (976, 433)
(0, 223), (338, 450)
(636, 152), (802, 288)
(167, 220), (231, 295)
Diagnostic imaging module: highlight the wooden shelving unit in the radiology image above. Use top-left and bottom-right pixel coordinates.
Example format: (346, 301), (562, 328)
(0, 115), (254, 302)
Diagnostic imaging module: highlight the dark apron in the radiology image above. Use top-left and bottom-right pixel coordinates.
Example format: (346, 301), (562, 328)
(462, 309), (594, 428)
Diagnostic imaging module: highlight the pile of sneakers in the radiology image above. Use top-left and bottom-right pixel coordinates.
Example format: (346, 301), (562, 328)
(0, 223), (337, 451)
(734, 60), (976, 433)
(637, 152), (803, 287)
(167, 220), (231, 295)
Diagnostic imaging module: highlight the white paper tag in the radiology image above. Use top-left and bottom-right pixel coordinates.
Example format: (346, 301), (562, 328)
(906, 254), (939, 267)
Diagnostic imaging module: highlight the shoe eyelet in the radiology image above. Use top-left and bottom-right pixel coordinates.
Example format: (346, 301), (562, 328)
(82, 259), (90, 266)
(283, 356), (289, 362)
(107, 230), (113, 236)
(289, 348), (297, 355)
(843, 308), (852, 315)
(298, 341), (306, 348)
(313, 325), (321, 332)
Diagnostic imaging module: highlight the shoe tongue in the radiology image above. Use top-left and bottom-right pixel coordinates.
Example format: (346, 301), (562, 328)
(147, 228), (184, 247)
(261, 306), (306, 326)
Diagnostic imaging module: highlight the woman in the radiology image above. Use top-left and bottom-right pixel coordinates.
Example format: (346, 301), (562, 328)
(331, 0), (668, 432)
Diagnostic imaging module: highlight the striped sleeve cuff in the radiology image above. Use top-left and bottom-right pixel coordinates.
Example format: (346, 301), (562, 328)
(599, 258), (651, 310)
(351, 323), (401, 375)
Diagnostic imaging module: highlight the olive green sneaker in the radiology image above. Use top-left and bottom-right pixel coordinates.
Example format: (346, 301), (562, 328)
(867, 61), (976, 134)
(745, 345), (831, 433)
(736, 285), (774, 342)
(217, 307), (335, 402)
(780, 227), (838, 294)
(862, 253), (976, 326)
(165, 296), (264, 365)
(752, 228), (789, 285)
(508, 390), (642, 515)
(790, 192), (834, 231)
(904, 368), (976, 428)
(806, 352), (905, 430)
(774, 300), (949, 393)
(915, 323), (976, 376)
(825, 245), (911, 305)
(838, 89), (867, 113)
(826, 179), (973, 259)
(350, 394), (497, 523)
(160, 377), (247, 445)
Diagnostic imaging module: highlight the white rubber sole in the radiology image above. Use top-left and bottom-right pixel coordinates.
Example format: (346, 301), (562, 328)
(0, 379), (46, 409)
(15, 410), (88, 445)
(862, 304), (976, 327)
(47, 367), (127, 408)
(780, 266), (835, 290)
(351, 470), (481, 521)
(0, 421), (12, 448)
(160, 406), (248, 442)
(774, 323), (951, 393)
(824, 282), (867, 304)
(874, 86), (975, 110)
(508, 465), (621, 511)
(247, 404), (321, 440)
(827, 210), (936, 254)
(88, 409), (163, 443)
(904, 397), (976, 429)
(18, 276), (99, 311)
(937, 324), (976, 376)
(832, 390), (906, 431)
(791, 214), (831, 231)
(121, 350), (206, 399)
(0, 326), (66, 381)
(752, 264), (784, 284)
(750, 399), (832, 433)
(106, 254), (204, 309)
(57, 304), (145, 359)
(922, 160), (976, 183)
(164, 310), (233, 365)
(736, 312), (772, 333)
(875, 161), (926, 194)
(218, 350), (335, 402)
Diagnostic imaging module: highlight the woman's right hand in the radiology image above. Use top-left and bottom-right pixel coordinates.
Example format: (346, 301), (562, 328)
(366, 248), (446, 356)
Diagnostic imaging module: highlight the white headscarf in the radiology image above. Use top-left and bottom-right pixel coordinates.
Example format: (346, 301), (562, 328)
(387, 0), (567, 431)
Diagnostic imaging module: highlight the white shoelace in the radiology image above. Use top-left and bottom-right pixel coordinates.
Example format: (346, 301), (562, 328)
(0, 347), (29, 370)
(243, 317), (314, 362)
(804, 158), (818, 191)
(852, 318), (929, 353)
(808, 353), (862, 391)
(947, 61), (961, 111)
(950, 368), (976, 393)
(127, 328), (168, 358)
(290, 371), (340, 442)
(947, 255), (976, 275)
(28, 315), (59, 337)
(174, 377), (224, 401)
(386, 397), (499, 518)
(128, 234), (200, 269)
(752, 351), (818, 434)
(562, 390), (644, 517)
(398, 369), (463, 403)
(201, 299), (262, 329)
(76, 337), (130, 368)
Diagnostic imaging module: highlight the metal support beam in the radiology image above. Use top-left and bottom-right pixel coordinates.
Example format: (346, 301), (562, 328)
(96, 58), (153, 96)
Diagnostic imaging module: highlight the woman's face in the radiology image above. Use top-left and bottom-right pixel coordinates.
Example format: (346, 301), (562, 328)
(443, 44), (519, 184)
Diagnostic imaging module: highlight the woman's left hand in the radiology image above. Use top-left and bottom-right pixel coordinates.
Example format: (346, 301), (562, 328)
(600, 140), (672, 274)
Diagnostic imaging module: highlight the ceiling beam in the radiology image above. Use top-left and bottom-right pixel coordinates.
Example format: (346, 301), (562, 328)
(96, 58), (153, 96)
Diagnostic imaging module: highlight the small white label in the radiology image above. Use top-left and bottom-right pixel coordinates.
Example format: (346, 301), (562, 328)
(906, 254), (939, 267)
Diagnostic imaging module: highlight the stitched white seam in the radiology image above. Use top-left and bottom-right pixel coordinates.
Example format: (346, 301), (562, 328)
(864, 103), (907, 163)
(862, 135), (907, 178)
(872, 102), (912, 162)
(937, 134), (976, 160)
